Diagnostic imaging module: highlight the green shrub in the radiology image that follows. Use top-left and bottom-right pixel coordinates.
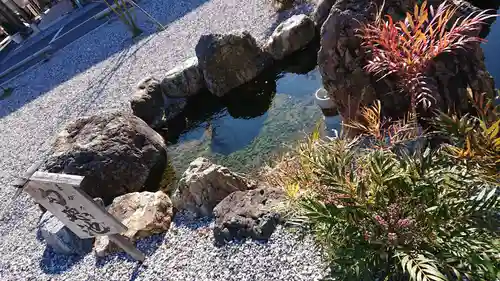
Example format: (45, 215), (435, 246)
(263, 2), (500, 279)
(433, 89), (500, 184)
(283, 126), (499, 280)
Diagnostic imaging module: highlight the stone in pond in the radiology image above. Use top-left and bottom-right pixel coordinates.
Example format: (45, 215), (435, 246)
(172, 157), (257, 216)
(94, 191), (173, 257)
(130, 77), (164, 126)
(43, 111), (167, 205)
(213, 186), (285, 245)
(39, 211), (93, 255)
(195, 30), (269, 97)
(162, 57), (205, 98)
(131, 77), (186, 128)
(264, 14), (315, 60)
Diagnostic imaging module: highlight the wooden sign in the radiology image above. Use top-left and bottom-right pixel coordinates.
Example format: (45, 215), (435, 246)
(21, 171), (145, 261)
(25, 172), (127, 238)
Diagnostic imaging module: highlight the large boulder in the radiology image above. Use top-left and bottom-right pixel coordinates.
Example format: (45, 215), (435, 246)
(172, 157), (257, 216)
(195, 30), (269, 96)
(264, 14), (316, 60)
(39, 211), (94, 255)
(317, 0), (378, 123)
(44, 111), (167, 204)
(130, 77), (186, 128)
(213, 187), (285, 245)
(94, 191), (173, 257)
(161, 57), (205, 98)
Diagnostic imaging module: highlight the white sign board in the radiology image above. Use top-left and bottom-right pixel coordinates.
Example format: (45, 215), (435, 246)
(25, 172), (127, 239)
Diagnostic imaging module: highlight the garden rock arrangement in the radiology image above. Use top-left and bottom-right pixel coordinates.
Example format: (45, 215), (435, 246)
(264, 14), (316, 60)
(95, 191), (173, 257)
(129, 14), (318, 126)
(213, 186), (286, 245)
(0, 1), (331, 280)
(43, 111), (168, 204)
(195, 30), (270, 96)
(172, 157), (257, 216)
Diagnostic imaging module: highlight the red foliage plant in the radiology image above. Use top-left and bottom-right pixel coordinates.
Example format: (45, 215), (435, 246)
(359, 0), (497, 110)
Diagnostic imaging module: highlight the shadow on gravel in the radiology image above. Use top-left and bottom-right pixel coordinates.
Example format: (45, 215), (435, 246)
(171, 211), (214, 230)
(0, 0), (210, 119)
(95, 233), (163, 267)
(39, 246), (88, 274)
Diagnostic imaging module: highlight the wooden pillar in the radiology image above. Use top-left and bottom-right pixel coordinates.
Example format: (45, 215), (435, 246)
(27, 0), (42, 15)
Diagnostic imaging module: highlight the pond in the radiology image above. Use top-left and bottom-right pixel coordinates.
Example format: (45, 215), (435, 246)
(482, 8), (500, 86)
(162, 44), (324, 175)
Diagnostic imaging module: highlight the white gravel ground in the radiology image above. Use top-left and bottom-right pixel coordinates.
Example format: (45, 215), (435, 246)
(0, 0), (325, 280)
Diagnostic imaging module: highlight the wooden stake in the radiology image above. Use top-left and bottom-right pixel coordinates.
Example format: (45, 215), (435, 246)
(108, 234), (145, 262)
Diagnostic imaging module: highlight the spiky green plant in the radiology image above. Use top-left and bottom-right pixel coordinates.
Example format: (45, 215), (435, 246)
(433, 89), (500, 183)
(360, 1), (497, 110)
(289, 133), (499, 280)
(270, 97), (500, 280)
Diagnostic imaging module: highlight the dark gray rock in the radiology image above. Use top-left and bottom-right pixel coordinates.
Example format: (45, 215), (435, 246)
(264, 14), (315, 60)
(162, 57), (205, 98)
(312, 0), (336, 28)
(213, 187), (285, 245)
(317, 0), (378, 123)
(39, 211), (93, 255)
(43, 111), (167, 204)
(130, 77), (186, 128)
(130, 77), (165, 126)
(195, 30), (269, 96)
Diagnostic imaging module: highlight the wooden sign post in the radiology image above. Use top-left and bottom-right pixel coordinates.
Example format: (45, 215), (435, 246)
(24, 172), (145, 262)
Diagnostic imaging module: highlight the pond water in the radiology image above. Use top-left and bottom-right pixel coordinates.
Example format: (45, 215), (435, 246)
(482, 9), (500, 85)
(162, 45), (324, 175)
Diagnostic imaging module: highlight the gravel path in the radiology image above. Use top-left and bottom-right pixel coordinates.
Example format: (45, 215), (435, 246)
(0, 0), (325, 280)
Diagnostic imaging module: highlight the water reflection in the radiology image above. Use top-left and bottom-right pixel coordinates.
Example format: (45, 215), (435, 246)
(161, 43), (323, 171)
(482, 9), (500, 85)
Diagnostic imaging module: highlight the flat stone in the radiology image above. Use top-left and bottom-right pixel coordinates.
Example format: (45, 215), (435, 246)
(264, 14), (315, 60)
(213, 187), (285, 245)
(39, 211), (93, 255)
(162, 57), (205, 98)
